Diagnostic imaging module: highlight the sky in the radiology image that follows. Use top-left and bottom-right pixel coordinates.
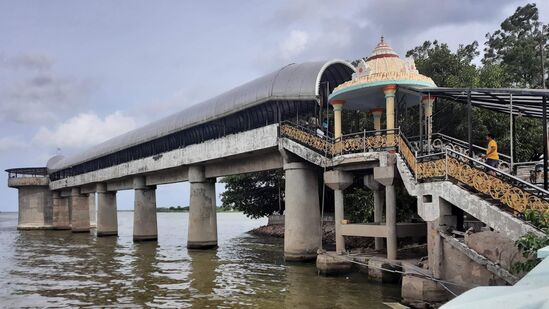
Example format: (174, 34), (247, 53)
(1, 0), (548, 211)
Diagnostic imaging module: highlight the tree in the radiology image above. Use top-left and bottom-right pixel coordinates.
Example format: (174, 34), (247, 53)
(220, 170), (284, 219)
(484, 3), (548, 88)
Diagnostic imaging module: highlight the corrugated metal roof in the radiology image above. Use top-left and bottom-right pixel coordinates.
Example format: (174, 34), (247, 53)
(48, 60), (355, 172)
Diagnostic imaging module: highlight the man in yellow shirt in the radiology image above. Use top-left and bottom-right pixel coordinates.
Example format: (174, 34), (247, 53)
(482, 133), (499, 175)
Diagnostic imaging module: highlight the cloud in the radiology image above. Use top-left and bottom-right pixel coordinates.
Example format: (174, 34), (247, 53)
(0, 136), (28, 153)
(32, 111), (137, 150)
(280, 30), (309, 60)
(0, 52), (95, 124)
(0, 53), (53, 71)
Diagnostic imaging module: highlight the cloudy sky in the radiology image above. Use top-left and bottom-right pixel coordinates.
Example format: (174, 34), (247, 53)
(1, 0), (547, 211)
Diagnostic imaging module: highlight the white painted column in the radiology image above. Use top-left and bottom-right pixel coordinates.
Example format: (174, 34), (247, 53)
(96, 183), (118, 237)
(70, 187), (90, 233)
(187, 165), (218, 249)
(284, 162), (321, 261)
(133, 176), (157, 241)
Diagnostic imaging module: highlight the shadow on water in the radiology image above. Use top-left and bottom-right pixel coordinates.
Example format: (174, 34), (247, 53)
(0, 213), (401, 308)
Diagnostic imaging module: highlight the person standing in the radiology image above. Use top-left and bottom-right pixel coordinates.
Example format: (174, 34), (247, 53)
(482, 133), (499, 175)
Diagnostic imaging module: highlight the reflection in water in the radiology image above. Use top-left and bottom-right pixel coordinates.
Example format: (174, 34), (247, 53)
(0, 212), (401, 308)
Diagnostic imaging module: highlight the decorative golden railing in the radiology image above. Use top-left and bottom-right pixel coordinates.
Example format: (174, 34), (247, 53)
(401, 137), (549, 218)
(279, 122), (399, 157)
(279, 122), (549, 220)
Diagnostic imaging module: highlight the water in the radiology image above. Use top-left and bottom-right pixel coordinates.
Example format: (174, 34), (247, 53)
(0, 212), (400, 308)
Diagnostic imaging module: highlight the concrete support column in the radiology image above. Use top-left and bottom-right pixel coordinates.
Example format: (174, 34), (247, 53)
(422, 96), (435, 150)
(284, 162), (321, 261)
(70, 187), (90, 233)
(364, 174), (385, 250)
(187, 165), (218, 249)
(9, 178), (53, 230)
(133, 176), (157, 241)
(373, 190), (385, 250)
(330, 99), (345, 139)
(374, 166), (397, 260)
(370, 108), (384, 132)
(324, 170), (353, 254)
(52, 191), (70, 230)
(96, 183), (118, 237)
(88, 193), (97, 228)
(385, 184), (397, 260)
(383, 85), (397, 144)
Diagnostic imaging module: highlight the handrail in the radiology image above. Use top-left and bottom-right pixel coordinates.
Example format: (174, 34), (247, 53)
(447, 148), (549, 197)
(279, 122), (549, 220)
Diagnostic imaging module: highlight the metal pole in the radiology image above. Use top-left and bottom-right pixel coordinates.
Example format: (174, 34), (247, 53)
(467, 90), (473, 157)
(419, 95), (423, 155)
(543, 95), (548, 190)
(510, 94), (514, 173)
(542, 38), (546, 89)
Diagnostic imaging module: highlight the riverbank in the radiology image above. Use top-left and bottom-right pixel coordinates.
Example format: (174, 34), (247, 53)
(249, 222), (374, 249)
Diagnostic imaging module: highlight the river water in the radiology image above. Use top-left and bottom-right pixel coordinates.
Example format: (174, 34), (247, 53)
(0, 212), (400, 308)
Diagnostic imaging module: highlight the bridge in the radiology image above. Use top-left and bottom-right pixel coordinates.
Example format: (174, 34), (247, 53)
(7, 38), (549, 305)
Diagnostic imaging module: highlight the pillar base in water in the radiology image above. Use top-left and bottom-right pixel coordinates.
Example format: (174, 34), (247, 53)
(97, 231), (118, 237)
(284, 252), (318, 262)
(17, 224), (53, 230)
(316, 253), (353, 275)
(133, 235), (158, 242)
(71, 228), (90, 233)
(52, 225), (71, 230)
(187, 240), (217, 249)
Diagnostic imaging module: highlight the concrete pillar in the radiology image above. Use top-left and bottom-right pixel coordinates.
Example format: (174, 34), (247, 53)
(133, 176), (157, 241)
(284, 162), (321, 261)
(96, 183), (118, 237)
(370, 108), (384, 132)
(383, 85), (397, 144)
(385, 184), (397, 260)
(364, 174), (386, 251)
(373, 190), (385, 250)
(324, 170), (354, 254)
(16, 187), (51, 229)
(52, 191), (70, 230)
(187, 165), (217, 249)
(374, 166), (397, 260)
(70, 187), (90, 233)
(88, 193), (97, 228)
(330, 99), (345, 139)
(422, 96), (435, 150)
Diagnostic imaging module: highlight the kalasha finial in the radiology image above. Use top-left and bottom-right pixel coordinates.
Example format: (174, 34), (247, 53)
(380, 35), (384, 44)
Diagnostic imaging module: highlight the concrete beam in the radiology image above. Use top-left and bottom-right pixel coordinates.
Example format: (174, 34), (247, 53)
(205, 151), (283, 178)
(374, 166), (396, 186)
(340, 223), (388, 238)
(324, 170), (354, 191)
(50, 124), (279, 190)
(146, 167), (188, 186)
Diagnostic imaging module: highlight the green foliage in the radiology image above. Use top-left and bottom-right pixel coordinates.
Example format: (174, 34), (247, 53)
(220, 170), (284, 219)
(523, 209), (549, 230)
(344, 187), (374, 223)
(484, 3), (548, 88)
(512, 231), (549, 274)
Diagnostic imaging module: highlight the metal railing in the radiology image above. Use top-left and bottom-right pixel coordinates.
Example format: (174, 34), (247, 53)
(5, 167), (48, 178)
(279, 121), (399, 157)
(410, 133), (512, 173)
(278, 121), (549, 218)
(400, 136), (549, 215)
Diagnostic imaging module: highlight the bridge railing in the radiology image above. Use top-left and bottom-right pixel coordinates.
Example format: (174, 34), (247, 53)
(400, 133), (549, 219)
(5, 167), (48, 179)
(409, 133), (512, 173)
(279, 122), (549, 220)
(279, 121), (399, 157)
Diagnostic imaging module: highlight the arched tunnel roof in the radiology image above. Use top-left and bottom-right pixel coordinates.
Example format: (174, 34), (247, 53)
(48, 60), (355, 172)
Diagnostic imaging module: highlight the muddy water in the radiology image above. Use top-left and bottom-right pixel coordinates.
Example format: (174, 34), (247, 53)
(0, 212), (400, 308)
